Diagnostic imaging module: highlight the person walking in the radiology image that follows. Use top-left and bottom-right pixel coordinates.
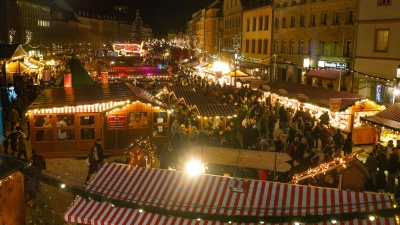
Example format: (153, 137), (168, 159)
(387, 148), (399, 194)
(7, 106), (19, 127)
(16, 130), (28, 159)
(85, 146), (99, 183)
(342, 132), (353, 156)
(94, 139), (104, 166)
(31, 149), (46, 171)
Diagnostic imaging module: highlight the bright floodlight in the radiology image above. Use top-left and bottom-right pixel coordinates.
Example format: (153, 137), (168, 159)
(185, 160), (204, 175)
(394, 89), (400, 96)
(369, 216), (375, 221)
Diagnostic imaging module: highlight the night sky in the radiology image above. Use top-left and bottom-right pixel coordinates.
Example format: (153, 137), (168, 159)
(100, 0), (210, 38)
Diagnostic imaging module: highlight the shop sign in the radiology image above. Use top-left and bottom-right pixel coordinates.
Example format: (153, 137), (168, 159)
(109, 114), (126, 129)
(318, 61), (347, 70)
(329, 99), (342, 112)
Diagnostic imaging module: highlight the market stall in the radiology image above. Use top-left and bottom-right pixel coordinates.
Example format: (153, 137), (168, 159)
(64, 162), (397, 225)
(27, 82), (169, 158)
(264, 80), (384, 144)
(361, 103), (400, 146)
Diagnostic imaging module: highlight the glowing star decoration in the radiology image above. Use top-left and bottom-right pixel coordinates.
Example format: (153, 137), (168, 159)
(25, 30), (32, 45)
(233, 35), (241, 55)
(192, 35), (198, 50)
(9, 29), (16, 44)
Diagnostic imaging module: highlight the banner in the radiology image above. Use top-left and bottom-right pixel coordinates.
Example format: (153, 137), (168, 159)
(329, 98), (341, 112)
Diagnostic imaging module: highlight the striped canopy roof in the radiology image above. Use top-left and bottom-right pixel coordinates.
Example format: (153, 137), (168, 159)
(64, 163), (395, 225)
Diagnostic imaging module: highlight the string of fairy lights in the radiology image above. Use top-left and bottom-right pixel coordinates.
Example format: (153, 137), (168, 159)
(1, 153), (399, 224)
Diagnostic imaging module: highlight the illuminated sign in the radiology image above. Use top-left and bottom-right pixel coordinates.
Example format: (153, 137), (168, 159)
(318, 61), (347, 70)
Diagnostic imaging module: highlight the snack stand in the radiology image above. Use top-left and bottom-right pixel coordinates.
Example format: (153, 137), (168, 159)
(264, 80), (384, 144)
(361, 103), (400, 146)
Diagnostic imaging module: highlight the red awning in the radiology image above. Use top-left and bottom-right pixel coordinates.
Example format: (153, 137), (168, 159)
(305, 69), (348, 81)
(64, 163), (396, 225)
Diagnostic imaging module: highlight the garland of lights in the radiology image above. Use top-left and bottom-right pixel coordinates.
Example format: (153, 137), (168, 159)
(124, 135), (157, 165)
(1, 156), (398, 224)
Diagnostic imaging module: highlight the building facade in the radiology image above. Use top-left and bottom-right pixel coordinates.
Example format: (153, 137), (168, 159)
(221, 0), (249, 61)
(204, 1), (223, 61)
(354, 0), (400, 104)
(241, 1), (272, 78)
(273, 0), (357, 90)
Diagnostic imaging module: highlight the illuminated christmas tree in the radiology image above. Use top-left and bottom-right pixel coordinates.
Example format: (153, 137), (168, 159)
(132, 10), (145, 44)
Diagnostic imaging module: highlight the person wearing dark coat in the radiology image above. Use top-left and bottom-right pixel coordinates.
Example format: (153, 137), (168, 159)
(268, 111), (277, 138)
(319, 111), (330, 125)
(289, 158), (305, 181)
(304, 131), (314, 152)
(6, 127), (19, 157)
(94, 139), (104, 165)
(342, 132), (353, 156)
(387, 148), (399, 194)
(311, 123), (322, 148)
(295, 137), (308, 162)
(320, 125), (331, 149)
(229, 134), (242, 149)
(31, 149), (46, 171)
(273, 134), (284, 152)
(249, 125), (260, 149)
(86, 146), (99, 183)
(364, 152), (379, 178)
(332, 129), (344, 151)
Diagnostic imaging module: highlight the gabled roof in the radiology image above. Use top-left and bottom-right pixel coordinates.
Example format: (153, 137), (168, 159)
(266, 80), (366, 111)
(54, 56), (95, 87)
(361, 103), (400, 131)
(64, 162), (395, 225)
(28, 83), (167, 110)
(0, 44), (27, 61)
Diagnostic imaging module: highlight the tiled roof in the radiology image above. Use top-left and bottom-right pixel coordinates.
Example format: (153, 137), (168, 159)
(167, 85), (195, 92)
(361, 103), (400, 131)
(195, 104), (237, 117)
(266, 80), (366, 111)
(174, 91), (218, 105)
(28, 83), (167, 110)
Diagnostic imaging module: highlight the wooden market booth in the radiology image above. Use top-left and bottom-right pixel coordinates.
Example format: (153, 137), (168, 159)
(27, 82), (169, 158)
(264, 80), (385, 145)
(361, 103), (400, 147)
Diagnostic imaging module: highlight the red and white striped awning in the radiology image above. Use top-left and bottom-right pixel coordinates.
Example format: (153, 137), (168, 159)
(64, 163), (396, 225)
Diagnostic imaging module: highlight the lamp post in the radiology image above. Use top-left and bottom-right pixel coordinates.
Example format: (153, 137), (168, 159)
(395, 65), (400, 103)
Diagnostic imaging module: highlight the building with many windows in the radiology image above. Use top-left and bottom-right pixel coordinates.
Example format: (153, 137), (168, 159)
(204, 0), (223, 61)
(354, 0), (400, 104)
(221, 0), (249, 61)
(241, 0), (272, 78)
(272, 0), (357, 90)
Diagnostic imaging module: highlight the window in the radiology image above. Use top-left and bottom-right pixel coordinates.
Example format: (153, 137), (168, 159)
(128, 112), (149, 129)
(252, 39), (256, 53)
(263, 39), (268, 54)
(282, 40), (287, 53)
(56, 114), (75, 141)
(34, 115), (53, 142)
(245, 39), (250, 52)
(259, 16), (263, 30)
(274, 40), (279, 53)
(378, 0), (391, 6)
(375, 29), (389, 52)
(283, 2), (288, 7)
(282, 17), (286, 28)
(333, 40), (338, 55)
(253, 17), (257, 31)
(320, 40), (325, 55)
(258, 39), (262, 53)
(290, 16), (295, 28)
(310, 15), (316, 26)
(334, 11), (340, 24)
(246, 18), (250, 31)
(153, 112), (168, 137)
(345, 40), (351, 56)
(292, 0), (297, 5)
(300, 15), (305, 27)
(264, 15), (269, 30)
(290, 40), (295, 53)
(301, 0), (306, 3)
(275, 18), (279, 28)
(321, 13), (327, 26)
(80, 115), (95, 140)
(347, 10), (354, 23)
(299, 40), (304, 53)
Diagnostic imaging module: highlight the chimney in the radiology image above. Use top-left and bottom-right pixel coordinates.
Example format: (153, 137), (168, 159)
(64, 65), (72, 87)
